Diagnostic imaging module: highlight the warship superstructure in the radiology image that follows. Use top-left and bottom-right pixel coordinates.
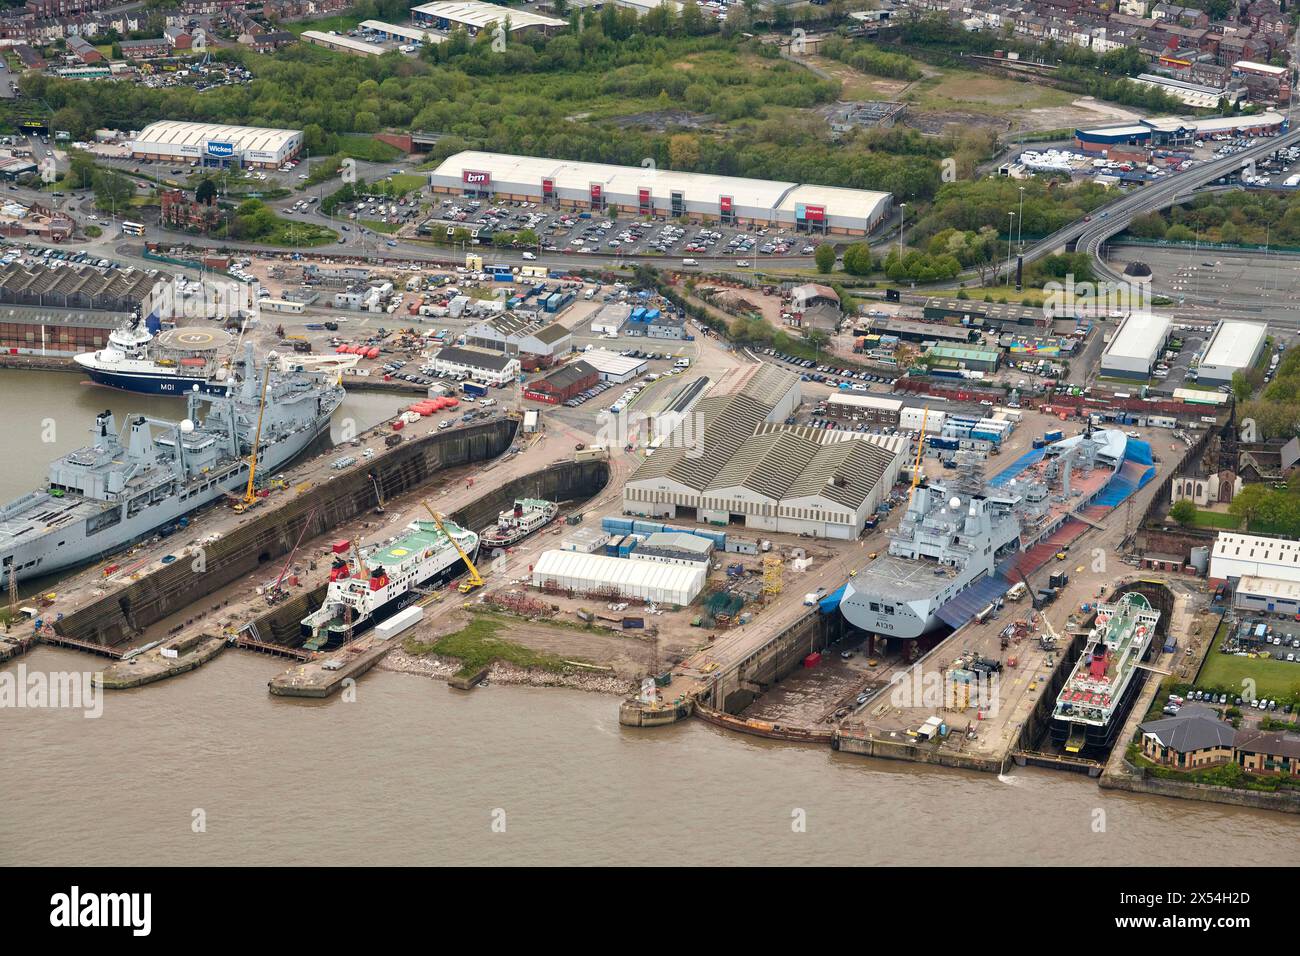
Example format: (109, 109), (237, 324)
(0, 345), (343, 584)
(839, 427), (1141, 639)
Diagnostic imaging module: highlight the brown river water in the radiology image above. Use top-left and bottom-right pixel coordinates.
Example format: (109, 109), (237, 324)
(2, 373), (1299, 866)
(3, 646), (1298, 866)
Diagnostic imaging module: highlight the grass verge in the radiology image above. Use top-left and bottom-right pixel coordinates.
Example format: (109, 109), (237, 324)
(403, 612), (571, 679)
(1187, 509), (1241, 530)
(1196, 651), (1300, 702)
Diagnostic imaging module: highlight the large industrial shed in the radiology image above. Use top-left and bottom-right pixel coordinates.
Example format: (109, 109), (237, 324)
(1100, 313), (1170, 379)
(581, 348), (646, 383)
(464, 313), (571, 358)
(623, 365), (906, 539)
(429, 151), (893, 236)
(1209, 531), (1300, 587)
(531, 550), (706, 605)
(1196, 320), (1267, 385)
(412, 1), (565, 35)
(131, 121), (302, 169)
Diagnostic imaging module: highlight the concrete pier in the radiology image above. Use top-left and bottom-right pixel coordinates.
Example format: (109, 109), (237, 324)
(98, 635), (227, 690)
(268, 638), (391, 698)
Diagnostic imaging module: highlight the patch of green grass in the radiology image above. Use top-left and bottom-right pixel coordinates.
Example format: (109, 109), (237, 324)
(1187, 509), (1241, 530)
(403, 613), (571, 678)
(212, 216), (336, 247)
(1197, 652), (1300, 702)
(335, 134), (401, 163)
(375, 172), (426, 196)
(904, 67), (1074, 115)
(359, 218), (399, 234)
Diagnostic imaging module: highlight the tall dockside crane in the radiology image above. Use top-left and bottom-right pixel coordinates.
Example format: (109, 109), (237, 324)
(422, 501), (484, 594)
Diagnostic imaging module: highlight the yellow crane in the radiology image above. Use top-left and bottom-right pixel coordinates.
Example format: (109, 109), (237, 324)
(422, 501), (484, 594)
(233, 362), (273, 514)
(907, 405), (930, 508)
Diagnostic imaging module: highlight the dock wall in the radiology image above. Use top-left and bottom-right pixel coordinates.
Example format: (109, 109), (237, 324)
(708, 611), (833, 714)
(53, 419), (520, 650)
(245, 457), (612, 651)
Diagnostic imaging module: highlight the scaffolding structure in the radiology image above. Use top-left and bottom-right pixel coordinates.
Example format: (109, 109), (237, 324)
(761, 555), (783, 598)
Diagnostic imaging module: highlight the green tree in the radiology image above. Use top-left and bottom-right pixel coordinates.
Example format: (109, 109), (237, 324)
(68, 150), (96, 190)
(195, 178), (216, 206)
(1170, 499), (1197, 526)
(804, 327), (830, 357)
(1232, 370), (1253, 403)
(814, 243), (835, 274)
(91, 168), (133, 213)
(1229, 484), (1272, 529)
(841, 242), (872, 276)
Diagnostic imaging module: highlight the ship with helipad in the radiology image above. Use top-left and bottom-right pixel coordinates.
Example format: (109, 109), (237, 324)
(836, 425), (1156, 642)
(74, 322), (235, 396)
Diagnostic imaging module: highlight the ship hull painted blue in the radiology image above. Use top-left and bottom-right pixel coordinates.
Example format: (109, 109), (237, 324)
(83, 368), (227, 397)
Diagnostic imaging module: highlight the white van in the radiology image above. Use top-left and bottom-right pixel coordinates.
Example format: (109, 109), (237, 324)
(681, 258), (698, 267)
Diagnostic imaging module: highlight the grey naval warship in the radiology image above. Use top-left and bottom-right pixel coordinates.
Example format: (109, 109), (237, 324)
(0, 344), (343, 585)
(839, 427), (1141, 639)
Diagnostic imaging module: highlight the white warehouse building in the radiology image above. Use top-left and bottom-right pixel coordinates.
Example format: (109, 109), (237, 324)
(429, 150), (893, 236)
(623, 365), (905, 539)
(131, 121), (303, 169)
(581, 348), (647, 384)
(1100, 312), (1171, 379)
(1209, 531), (1300, 586)
(1195, 320), (1268, 385)
(430, 345), (520, 385)
(532, 549), (706, 605)
(412, 1), (566, 35)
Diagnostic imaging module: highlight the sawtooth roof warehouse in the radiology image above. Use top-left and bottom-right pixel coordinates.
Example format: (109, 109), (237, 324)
(430, 151), (893, 236)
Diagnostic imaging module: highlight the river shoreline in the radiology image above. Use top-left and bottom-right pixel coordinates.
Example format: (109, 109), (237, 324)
(379, 647), (638, 696)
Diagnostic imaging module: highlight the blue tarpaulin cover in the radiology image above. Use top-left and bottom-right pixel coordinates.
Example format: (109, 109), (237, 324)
(819, 584), (847, 614)
(935, 575), (1009, 629)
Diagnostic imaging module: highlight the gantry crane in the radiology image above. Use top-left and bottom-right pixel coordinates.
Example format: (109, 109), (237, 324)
(422, 501), (484, 594)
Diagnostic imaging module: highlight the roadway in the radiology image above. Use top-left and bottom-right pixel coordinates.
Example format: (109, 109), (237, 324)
(1023, 126), (1300, 284)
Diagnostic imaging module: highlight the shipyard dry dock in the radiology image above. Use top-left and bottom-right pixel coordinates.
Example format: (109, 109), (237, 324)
(620, 417), (1198, 777)
(76, 409), (617, 694)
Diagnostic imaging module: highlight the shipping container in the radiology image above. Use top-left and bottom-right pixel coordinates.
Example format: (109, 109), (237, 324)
(375, 605), (424, 640)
